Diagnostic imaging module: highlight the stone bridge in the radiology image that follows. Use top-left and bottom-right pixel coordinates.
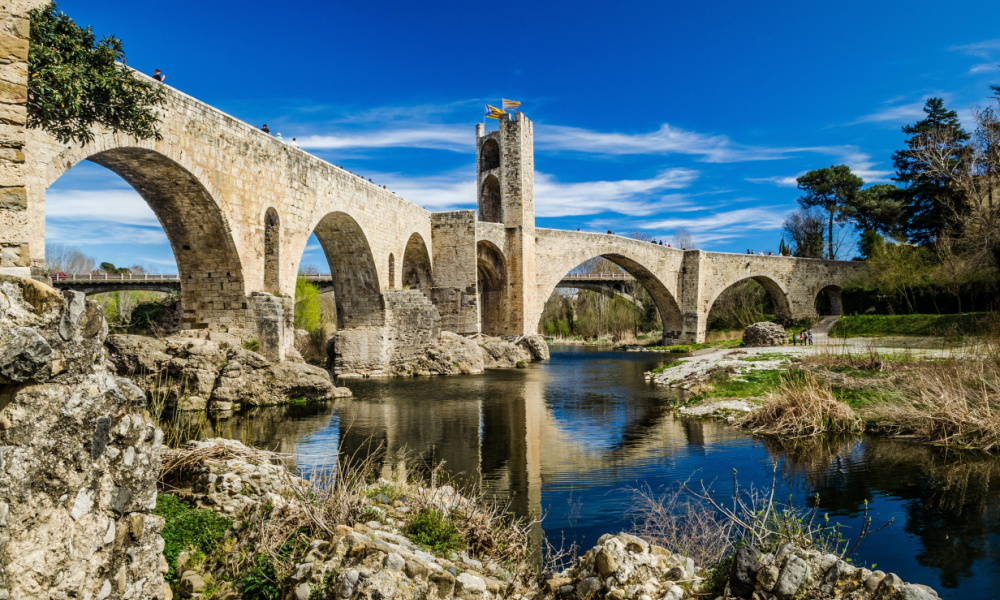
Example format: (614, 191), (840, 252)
(0, 3), (862, 368)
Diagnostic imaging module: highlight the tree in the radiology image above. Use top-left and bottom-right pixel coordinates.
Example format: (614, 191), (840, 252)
(672, 228), (696, 250)
(892, 98), (969, 245)
(777, 238), (789, 256)
(294, 276), (322, 331)
(844, 184), (904, 236)
(782, 208), (825, 258)
(45, 243), (94, 273)
(796, 165), (864, 260)
(28, 4), (163, 144)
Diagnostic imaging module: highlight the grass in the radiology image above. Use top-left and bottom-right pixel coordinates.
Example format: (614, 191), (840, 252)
(830, 313), (994, 338)
(406, 507), (465, 554)
(739, 372), (863, 436)
(153, 494), (232, 581)
(649, 359), (683, 375)
(646, 338), (743, 354)
(689, 368), (787, 402)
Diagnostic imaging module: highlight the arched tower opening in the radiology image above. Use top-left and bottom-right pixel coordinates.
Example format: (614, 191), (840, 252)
(480, 139), (500, 171)
(264, 208), (280, 294)
(477, 241), (507, 335)
(402, 233), (433, 291)
(480, 175), (502, 224)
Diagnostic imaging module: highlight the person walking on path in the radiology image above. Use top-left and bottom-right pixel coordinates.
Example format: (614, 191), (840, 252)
(153, 68), (164, 82)
(807, 329), (814, 345)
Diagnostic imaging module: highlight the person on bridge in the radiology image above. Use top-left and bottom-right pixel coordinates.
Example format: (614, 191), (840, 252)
(261, 124), (271, 134)
(276, 132), (284, 142)
(153, 68), (164, 82)
(290, 137), (299, 148)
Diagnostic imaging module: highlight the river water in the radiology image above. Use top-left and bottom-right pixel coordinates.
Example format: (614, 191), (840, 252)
(185, 346), (1000, 599)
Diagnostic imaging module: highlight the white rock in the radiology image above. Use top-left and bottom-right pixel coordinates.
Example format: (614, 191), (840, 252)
(70, 489), (93, 521)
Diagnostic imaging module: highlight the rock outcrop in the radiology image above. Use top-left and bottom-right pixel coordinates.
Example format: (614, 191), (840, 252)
(742, 322), (787, 347)
(0, 276), (168, 599)
(105, 333), (352, 410)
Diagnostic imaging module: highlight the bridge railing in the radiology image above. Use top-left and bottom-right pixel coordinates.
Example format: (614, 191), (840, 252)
(560, 272), (634, 280)
(53, 273), (181, 282)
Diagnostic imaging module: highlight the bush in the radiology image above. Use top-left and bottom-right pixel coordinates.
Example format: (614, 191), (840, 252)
(153, 494), (231, 580)
(295, 276), (322, 331)
(240, 554), (281, 600)
(243, 339), (261, 352)
(406, 507), (464, 554)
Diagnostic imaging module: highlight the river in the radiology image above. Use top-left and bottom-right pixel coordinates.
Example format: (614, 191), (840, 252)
(179, 346), (1000, 599)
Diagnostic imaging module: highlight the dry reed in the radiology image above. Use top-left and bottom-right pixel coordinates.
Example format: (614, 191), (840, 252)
(740, 371), (862, 436)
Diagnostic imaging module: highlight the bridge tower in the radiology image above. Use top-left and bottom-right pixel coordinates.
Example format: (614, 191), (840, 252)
(475, 113), (537, 335)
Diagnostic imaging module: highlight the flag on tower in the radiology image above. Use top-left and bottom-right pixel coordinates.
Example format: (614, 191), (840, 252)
(502, 98), (521, 110)
(485, 104), (505, 120)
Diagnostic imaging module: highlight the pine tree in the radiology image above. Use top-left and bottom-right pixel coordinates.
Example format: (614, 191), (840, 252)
(796, 165), (864, 260)
(892, 98), (969, 246)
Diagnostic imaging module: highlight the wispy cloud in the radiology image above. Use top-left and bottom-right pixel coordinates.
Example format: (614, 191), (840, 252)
(46, 189), (160, 226)
(746, 175), (800, 187)
(637, 206), (791, 246)
(745, 147), (892, 189)
(851, 100), (928, 125)
(372, 168), (700, 217)
(968, 63), (1000, 74)
(297, 127), (469, 152)
(951, 39), (1000, 59)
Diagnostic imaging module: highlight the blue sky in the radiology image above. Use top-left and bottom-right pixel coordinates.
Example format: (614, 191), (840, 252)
(47, 0), (1000, 273)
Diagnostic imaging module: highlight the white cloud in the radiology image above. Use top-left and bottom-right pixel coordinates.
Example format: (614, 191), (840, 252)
(536, 123), (791, 163)
(745, 147), (892, 189)
(746, 175), (800, 187)
(969, 63), (1000, 74)
(852, 100), (928, 125)
(46, 188), (159, 226)
(297, 127), (470, 152)
(951, 39), (1000, 59)
(46, 220), (168, 246)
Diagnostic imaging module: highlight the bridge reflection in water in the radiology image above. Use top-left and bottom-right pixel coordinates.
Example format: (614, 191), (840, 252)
(175, 348), (1000, 599)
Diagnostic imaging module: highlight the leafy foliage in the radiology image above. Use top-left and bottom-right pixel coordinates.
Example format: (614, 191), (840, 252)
(152, 494), (232, 581)
(406, 507), (464, 554)
(28, 4), (164, 144)
(240, 555), (282, 600)
(294, 276), (323, 331)
(796, 165), (865, 259)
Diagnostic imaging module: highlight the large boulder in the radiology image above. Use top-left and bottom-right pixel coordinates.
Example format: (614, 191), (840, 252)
(0, 276), (168, 599)
(105, 333), (351, 410)
(742, 322), (787, 347)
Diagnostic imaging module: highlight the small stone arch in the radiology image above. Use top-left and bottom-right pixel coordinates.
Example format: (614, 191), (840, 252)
(815, 285), (843, 316)
(481, 139), (500, 171)
(537, 253), (683, 340)
(264, 208), (281, 294)
(708, 275), (793, 325)
(388, 254), (396, 289)
(312, 211), (383, 329)
(477, 241), (507, 335)
(480, 175), (502, 223)
(44, 146), (247, 331)
(401, 233), (433, 291)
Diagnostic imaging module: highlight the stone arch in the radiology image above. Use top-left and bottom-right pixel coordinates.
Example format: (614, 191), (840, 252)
(481, 139), (500, 171)
(537, 253), (683, 340)
(480, 175), (502, 223)
(815, 284), (843, 316)
(388, 254), (396, 289)
(477, 241), (507, 335)
(44, 146), (247, 331)
(401, 233), (433, 291)
(312, 211), (384, 329)
(707, 275), (793, 324)
(264, 208), (280, 294)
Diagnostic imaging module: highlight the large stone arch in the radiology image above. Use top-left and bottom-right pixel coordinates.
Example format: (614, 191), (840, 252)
(401, 232), (433, 291)
(477, 241), (507, 335)
(41, 144), (247, 331)
(814, 284), (843, 316)
(536, 253), (683, 339)
(312, 211), (384, 329)
(706, 275), (793, 324)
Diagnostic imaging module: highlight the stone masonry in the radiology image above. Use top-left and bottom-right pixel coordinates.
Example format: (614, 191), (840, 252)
(3, 9), (865, 361)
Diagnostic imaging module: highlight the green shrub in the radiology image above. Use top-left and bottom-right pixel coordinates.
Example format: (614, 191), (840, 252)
(240, 554), (281, 600)
(703, 553), (734, 597)
(406, 508), (464, 554)
(153, 494), (231, 580)
(515, 360), (527, 368)
(243, 338), (261, 352)
(295, 276), (322, 331)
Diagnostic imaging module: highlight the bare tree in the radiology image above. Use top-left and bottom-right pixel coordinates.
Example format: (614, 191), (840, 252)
(672, 228), (696, 250)
(45, 243), (95, 274)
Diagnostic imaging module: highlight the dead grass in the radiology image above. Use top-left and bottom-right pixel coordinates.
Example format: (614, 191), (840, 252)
(629, 483), (733, 566)
(739, 371), (863, 436)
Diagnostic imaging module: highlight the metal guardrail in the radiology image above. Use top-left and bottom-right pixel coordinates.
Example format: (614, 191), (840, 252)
(52, 273), (180, 281)
(559, 272), (633, 280)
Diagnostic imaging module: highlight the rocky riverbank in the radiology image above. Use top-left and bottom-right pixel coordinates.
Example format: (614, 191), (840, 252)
(106, 333), (353, 411)
(156, 437), (942, 600)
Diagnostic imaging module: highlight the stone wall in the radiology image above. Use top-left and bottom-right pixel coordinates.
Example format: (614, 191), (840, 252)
(429, 211), (479, 336)
(0, 0), (47, 278)
(0, 276), (167, 599)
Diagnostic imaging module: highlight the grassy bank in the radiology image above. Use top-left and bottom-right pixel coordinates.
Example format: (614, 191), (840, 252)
(830, 313), (995, 338)
(672, 339), (1000, 451)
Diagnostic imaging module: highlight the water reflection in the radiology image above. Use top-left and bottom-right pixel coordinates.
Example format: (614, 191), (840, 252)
(194, 347), (1000, 600)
